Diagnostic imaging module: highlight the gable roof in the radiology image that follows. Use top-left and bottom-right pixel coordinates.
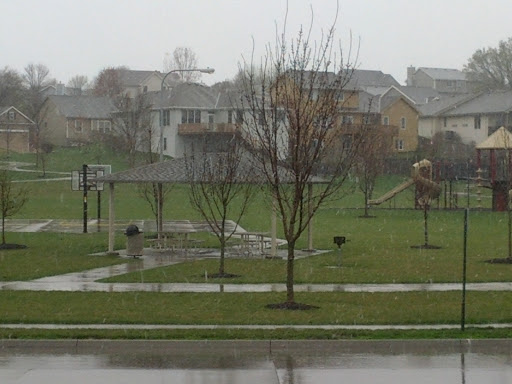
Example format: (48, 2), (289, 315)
(417, 67), (467, 81)
(384, 85), (442, 105)
(118, 70), (162, 87)
(47, 95), (117, 119)
(0, 106), (35, 123)
(439, 90), (512, 116)
(150, 83), (219, 109)
(476, 126), (512, 149)
(417, 93), (478, 117)
(347, 69), (401, 89)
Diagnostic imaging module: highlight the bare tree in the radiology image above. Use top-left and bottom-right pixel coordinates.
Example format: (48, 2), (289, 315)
(93, 67), (124, 97)
(0, 170), (28, 246)
(111, 92), (153, 167)
(185, 137), (257, 277)
(0, 67), (24, 106)
(354, 124), (395, 217)
(239, 5), (362, 308)
(164, 47), (200, 82)
(67, 75), (89, 95)
(464, 37), (512, 91)
(23, 63), (53, 168)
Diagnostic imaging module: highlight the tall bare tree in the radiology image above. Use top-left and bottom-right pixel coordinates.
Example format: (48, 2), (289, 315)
(354, 123), (395, 217)
(164, 47), (200, 82)
(0, 170), (28, 245)
(239, 5), (362, 308)
(67, 75), (89, 95)
(23, 63), (53, 167)
(111, 92), (153, 167)
(185, 137), (257, 277)
(0, 67), (24, 107)
(464, 37), (512, 91)
(93, 67), (124, 97)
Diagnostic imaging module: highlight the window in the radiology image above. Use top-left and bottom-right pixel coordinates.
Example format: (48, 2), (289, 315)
(474, 115), (481, 129)
(8, 110), (16, 120)
(208, 111), (214, 130)
(227, 110), (233, 124)
(163, 138), (167, 151)
(162, 110), (170, 126)
(443, 117), (447, 127)
(395, 139), (404, 151)
(74, 120), (83, 132)
(143, 85), (148, 93)
(342, 134), (352, 150)
(181, 109), (201, 124)
(94, 120), (111, 133)
(342, 115), (354, 124)
(400, 117), (406, 130)
(382, 116), (389, 125)
(446, 80), (454, 87)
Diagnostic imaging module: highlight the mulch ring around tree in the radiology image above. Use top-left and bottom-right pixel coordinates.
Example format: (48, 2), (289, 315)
(410, 244), (442, 249)
(206, 273), (240, 279)
(485, 258), (512, 264)
(0, 243), (27, 250)
(265, 302), (319, 310)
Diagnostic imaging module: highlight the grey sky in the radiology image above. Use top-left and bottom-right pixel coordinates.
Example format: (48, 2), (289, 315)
(2, 0), (512, 86)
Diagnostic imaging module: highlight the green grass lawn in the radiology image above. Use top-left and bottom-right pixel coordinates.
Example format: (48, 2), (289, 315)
(102, 209), (512, 284)
(0, 233), (127, 281)
(0, 290), (510, 326)
(0, 145), (510, 340)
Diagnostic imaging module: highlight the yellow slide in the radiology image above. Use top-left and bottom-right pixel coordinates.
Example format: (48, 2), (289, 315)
(368, 179), (415, 205)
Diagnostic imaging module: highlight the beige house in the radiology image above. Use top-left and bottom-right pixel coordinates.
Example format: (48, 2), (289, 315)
(380, 95), (420, 152)
(0, 106), (35, 153)
(40, 95), (116, 146)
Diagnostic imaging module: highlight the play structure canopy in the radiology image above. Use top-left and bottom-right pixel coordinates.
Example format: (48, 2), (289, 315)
(476, 126), (512, 150)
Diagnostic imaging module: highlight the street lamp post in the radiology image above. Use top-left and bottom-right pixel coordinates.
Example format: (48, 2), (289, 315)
(157, 67), (214, 235)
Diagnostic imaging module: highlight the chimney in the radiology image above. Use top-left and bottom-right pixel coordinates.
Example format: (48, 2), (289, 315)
(407, 66), (416, 86)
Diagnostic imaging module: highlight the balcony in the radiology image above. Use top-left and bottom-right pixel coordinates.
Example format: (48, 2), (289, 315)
(178, 123), (239, 135)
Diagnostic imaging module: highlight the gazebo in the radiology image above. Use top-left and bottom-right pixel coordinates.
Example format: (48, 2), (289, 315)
(95, 157), (320, 256)
(476, 126), (512, 211)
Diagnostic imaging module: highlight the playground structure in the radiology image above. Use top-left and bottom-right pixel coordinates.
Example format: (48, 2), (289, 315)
(368, 159), (441, 208)
(475, 126), (512, 212)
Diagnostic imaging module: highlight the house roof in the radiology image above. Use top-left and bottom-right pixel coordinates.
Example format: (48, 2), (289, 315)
(149, 83), (221, 109)
(390, 86), (441, 105)
(346, 69), (401, 89)
(0, 106), (35, 123)
(416, 67), (467, 81)
(417, 93), (476, 117)
(47, 95), (117, 119)
(476, 127), (512, 149)
(117, 70), (162, 87)
(439, 90), (512, 116)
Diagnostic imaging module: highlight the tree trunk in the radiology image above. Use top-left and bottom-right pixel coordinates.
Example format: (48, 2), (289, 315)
(424, 204), (429, 246)
(219, 232), (225, 276)
(286, 243), (295, 303)
(1, 215), (5, 244)
(364, 188), (369, 217)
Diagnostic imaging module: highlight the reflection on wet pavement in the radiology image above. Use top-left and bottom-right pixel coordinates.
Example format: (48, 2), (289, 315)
(1, 340), (511, 383)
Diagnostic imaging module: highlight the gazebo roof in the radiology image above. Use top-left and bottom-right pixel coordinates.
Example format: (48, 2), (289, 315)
(95, 155), (326, 185)
(476, 127), (512, 150)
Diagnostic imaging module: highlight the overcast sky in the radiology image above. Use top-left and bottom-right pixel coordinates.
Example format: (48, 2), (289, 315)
(2, 0), (512, 87)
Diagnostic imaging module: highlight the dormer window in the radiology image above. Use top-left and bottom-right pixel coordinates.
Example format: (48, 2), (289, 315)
(8, 110), (15, 120)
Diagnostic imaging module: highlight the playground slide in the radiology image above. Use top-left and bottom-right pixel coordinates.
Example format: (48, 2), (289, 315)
(368, 179), (415, 205)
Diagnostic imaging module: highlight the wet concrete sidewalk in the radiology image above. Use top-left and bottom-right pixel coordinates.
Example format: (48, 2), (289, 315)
(1, 250), (512, 294)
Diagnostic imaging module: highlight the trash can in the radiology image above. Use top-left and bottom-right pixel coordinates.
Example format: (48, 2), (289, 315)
(125, 225), (144, 257)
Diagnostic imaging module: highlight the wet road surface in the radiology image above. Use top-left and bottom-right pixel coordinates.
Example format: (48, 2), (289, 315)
(1, 340), (511, 383)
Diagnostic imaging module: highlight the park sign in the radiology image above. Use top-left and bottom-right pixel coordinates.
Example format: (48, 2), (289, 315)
(71, 164), (112, 191)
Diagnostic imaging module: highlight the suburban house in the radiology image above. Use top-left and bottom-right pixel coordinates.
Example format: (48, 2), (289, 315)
(39, 95), (117, 146)
(379, 93), (420, 152)
(0, 106), (35, 153)
(149, 82), (245, 158)
(118, 70), (167, 98)
(418, 90), (512, 145)
(406, 67), (475, 94)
